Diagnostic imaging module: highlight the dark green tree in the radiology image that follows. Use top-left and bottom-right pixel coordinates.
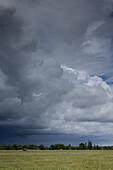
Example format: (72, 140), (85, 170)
(38, 145), (45, 150)
(6, 145), (11, 150)
(65, 144), (71, 150)
(12, 144), (18, 150)
(49, 145), (55, 150)
(88, 140), (92, 150)
(79, 143), (86, 150)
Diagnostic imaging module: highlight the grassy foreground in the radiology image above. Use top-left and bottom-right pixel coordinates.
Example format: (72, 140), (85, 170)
(0, 150), (113, 169)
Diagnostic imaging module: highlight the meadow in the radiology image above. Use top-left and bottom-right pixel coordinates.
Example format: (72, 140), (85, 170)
(0, 150), (113, 169)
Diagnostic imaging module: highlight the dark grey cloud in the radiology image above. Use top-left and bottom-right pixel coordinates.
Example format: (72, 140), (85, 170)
(0, 0), (113, 145)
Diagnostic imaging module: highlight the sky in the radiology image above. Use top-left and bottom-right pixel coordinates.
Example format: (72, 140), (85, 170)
(0, 0), (113, 146)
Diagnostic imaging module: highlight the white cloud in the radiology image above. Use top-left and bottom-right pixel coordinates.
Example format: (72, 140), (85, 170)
(46, 65), (113, 137)
(83, 20), (111, 58)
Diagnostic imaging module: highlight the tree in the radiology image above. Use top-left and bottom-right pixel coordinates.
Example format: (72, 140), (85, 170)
(38, 144), (45, 150)
(65, 144), (71, 150)
(28, 145), (36, 149)
(12, 144), (18, 150)
(49, 145), (54, 150)
(54, 144), (60, 150)
(6, 145), (11, 150)
(79, 143), (86, 150)
(88, 140), (92, 150)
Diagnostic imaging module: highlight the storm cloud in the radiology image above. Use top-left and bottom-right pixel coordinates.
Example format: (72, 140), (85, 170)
(0, 0), (113, 145)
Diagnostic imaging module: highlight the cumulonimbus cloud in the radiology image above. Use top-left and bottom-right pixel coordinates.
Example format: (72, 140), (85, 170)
(0, 0), (113, 145)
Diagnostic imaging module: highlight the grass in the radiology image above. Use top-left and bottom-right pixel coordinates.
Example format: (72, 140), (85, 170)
(0, 150), (113, 169)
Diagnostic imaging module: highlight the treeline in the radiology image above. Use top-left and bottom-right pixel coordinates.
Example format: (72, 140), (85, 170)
(0, 141), (113, 150)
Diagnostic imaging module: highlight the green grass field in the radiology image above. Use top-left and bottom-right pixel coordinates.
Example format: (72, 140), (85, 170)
(0, 150), (113, 169)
